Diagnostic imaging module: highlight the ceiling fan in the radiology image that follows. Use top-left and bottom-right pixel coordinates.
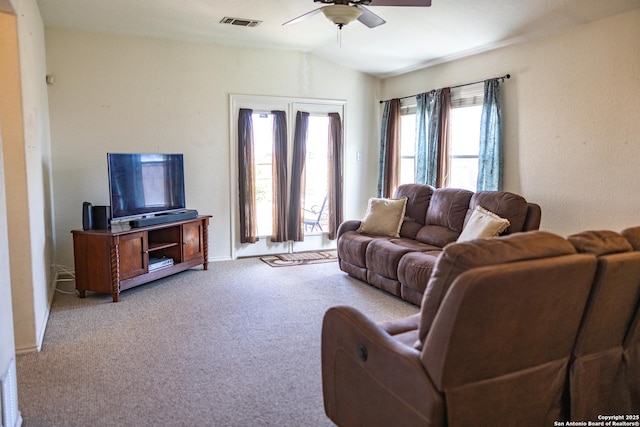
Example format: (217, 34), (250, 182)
(283, 0), (432, 30)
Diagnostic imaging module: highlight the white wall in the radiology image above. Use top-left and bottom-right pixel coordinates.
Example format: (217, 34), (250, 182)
(45, 29), (380, 267)
(1, 0), (54, 354)
(382, 9), (640, 237)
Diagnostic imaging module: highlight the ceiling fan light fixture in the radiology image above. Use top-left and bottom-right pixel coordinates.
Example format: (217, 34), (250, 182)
(322, 5), (363, 28)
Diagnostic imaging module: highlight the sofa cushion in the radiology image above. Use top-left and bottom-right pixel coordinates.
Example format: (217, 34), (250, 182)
(425, 188), (473, 230)
(337, 231), (380, 269)
(568, 230), (633, 256)
(394, 184), (434, 239)
(457, 206), (510, 243)
(398, 251), (442, 306)
(416, 188), (473, 247)
(388, 237), (441, 252)
(357, 197), (407, 237)
(465, 191), (528, 234)
(415, 231), (577, 350)
(366, 239), (414, 280)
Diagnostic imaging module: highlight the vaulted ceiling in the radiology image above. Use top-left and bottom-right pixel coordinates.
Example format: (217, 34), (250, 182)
(36, 0), (640, 77)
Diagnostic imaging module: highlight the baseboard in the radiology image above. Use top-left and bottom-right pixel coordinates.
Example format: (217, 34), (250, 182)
(14, 345), (39, 356)
(35, 299), (51, 352)
(208, 255), (232, 262)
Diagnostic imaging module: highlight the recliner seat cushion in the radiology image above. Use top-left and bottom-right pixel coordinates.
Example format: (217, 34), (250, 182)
(337, 231), (381, 269)
(366, 239), (414, 280)
(399, 252), (441, 306)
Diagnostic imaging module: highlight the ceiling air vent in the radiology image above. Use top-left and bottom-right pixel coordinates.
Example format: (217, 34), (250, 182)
(220, 17), (262, 27)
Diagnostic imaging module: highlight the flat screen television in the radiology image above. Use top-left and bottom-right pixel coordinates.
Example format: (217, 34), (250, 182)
(108, 153), (186, 221)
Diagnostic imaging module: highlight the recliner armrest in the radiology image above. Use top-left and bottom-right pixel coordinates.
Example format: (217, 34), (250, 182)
(321, 305), (444, 427)
(337, 219), (361, 239)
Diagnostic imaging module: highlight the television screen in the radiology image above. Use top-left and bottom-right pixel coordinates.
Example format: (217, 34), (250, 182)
(108, 153), (186, 220)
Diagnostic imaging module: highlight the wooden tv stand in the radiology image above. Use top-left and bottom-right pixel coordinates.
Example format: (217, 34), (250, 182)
(72, 215), (211, 302)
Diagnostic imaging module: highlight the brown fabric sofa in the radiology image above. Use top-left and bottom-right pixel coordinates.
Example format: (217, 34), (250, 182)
(322, 231), (597, 426)
(337, 184), (542, 305)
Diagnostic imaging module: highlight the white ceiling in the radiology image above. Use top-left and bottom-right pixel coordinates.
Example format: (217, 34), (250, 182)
(35, 0), (640, 78)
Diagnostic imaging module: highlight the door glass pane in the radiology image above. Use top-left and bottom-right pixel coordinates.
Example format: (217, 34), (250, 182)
(252, 113), (273, 236)
(304, 116), (329, 234)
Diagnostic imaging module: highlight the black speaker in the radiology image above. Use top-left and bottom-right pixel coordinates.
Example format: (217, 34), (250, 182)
(82, 202), (93, 230)
(92, 205), (111, 230)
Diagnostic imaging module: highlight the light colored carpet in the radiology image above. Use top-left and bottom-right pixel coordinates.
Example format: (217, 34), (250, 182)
(17, 257), (418, 427)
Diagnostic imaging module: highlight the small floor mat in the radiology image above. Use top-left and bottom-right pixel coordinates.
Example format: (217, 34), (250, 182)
(260, 251), (337, 267)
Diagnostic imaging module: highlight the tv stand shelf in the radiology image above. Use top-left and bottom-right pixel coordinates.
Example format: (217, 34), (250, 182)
(72, 215), (211, 302)
(149, 242), (178, 251)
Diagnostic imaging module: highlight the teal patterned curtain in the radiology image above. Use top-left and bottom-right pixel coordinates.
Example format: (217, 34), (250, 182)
(477, 78), (503, 191)
(415, 93), (429, 185)
(425, 90), (442, 187)
(416, 88), (450, 188)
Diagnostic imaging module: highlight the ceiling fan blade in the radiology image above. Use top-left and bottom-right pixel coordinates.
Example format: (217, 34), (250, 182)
(283, 7), (323, 26)
(368, 0), (431, 6)
(356, 5), (386, 28)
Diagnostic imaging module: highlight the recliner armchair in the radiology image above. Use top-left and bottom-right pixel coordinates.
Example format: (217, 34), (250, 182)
(566, 230), (640, 419)
(621, 225), (640, 413)
(322, 231), (597, 426)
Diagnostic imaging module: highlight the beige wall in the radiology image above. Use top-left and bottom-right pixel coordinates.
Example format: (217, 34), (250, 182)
(45, 29), (380, 266)
(1, 0), (54, 354)
(1, 2), (25, 425)
(382, 9), (640, 236)
(0, 16), (19, 424)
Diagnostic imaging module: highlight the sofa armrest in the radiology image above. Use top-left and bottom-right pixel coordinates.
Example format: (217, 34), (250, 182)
(321, 305), (444, 426)
(337, 219), (361, 240)
(523, 203), (542, 231)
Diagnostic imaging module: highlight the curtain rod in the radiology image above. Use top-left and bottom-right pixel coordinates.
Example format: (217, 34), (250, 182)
(379, 73), (510, 104)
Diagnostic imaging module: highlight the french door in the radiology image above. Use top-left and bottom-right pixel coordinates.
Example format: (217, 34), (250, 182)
(230, 95), (345, 258)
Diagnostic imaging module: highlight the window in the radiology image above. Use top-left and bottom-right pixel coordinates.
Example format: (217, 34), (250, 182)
(399, 110), (416, 186)
(397, 84), (484, 191)
(449, 84), (483, 190)
(449, 105), (482, 190)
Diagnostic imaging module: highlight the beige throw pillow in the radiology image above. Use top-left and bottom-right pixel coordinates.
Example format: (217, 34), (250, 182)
(457, 205), (510, 243)
(357, 197), (407, 237)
